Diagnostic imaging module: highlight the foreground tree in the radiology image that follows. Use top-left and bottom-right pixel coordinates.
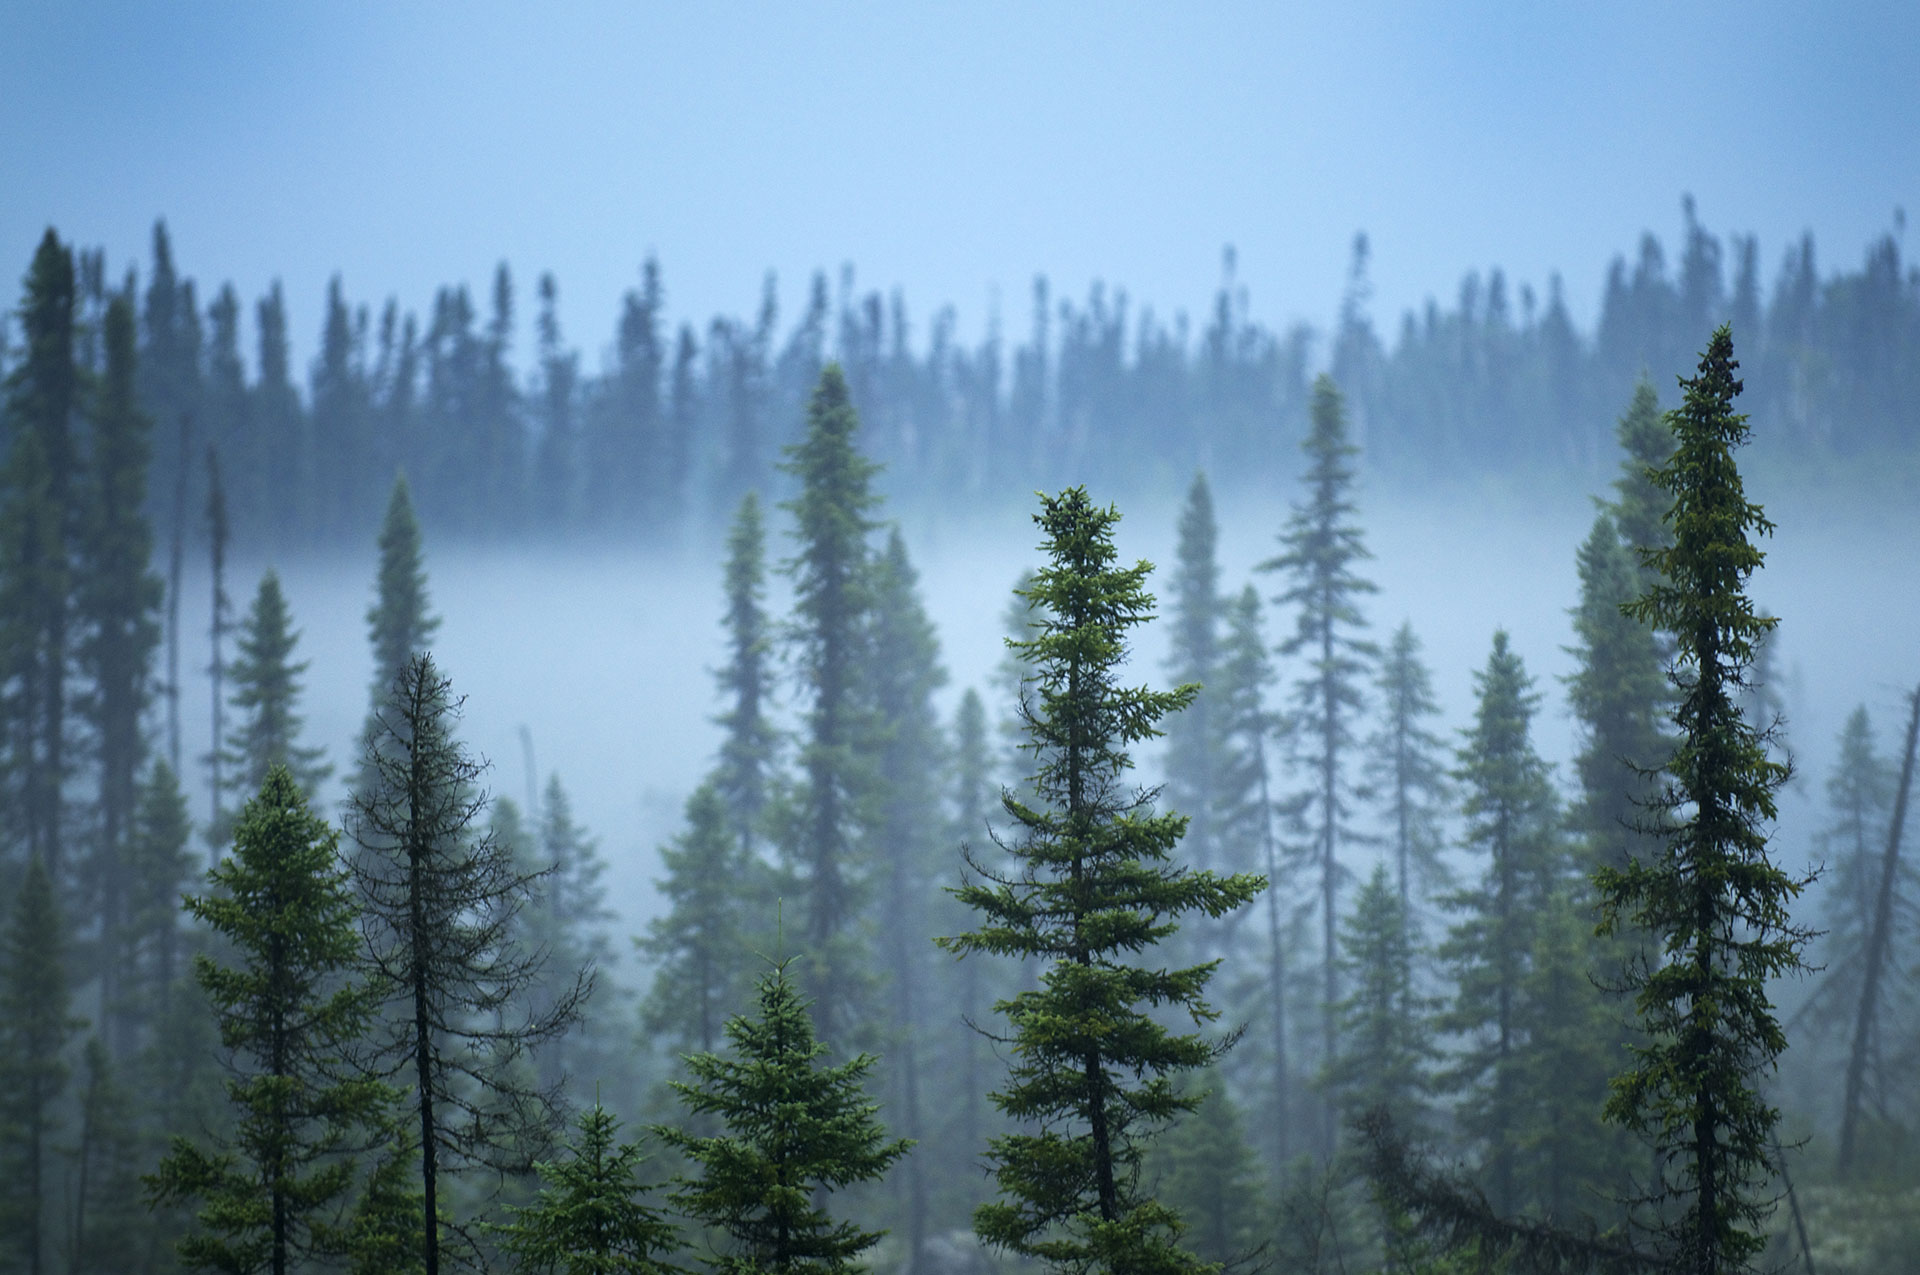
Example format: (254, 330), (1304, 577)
(147, 766), (390, 1275)
(1598, 326), (1810, 1274)
(659, 952), (909, 1275)
(943, 487), (1263, 1275)
(1258, 375), (1377, 1157)
(351, 653), (588, 1275)
(495, 1104), (680, 1275)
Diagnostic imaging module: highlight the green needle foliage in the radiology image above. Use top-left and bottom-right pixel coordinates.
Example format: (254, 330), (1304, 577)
(1598, 325), (1810, 1275)
(658, 952), (909, 1275)
(147, 765), (391, 1275)
(225, 569), (332, 803)
(497, 1103), (680, 1275)
(943, 487), (1264, 1275)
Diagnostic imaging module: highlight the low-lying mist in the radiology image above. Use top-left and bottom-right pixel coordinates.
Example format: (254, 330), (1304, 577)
(176, 471), (1916, 961)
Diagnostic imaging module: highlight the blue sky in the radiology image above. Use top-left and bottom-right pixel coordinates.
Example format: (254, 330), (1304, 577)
(3, 1), (1914, 369)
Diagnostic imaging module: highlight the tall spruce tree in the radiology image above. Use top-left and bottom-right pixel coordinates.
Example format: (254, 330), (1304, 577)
(1214, 584), (1296, 1168)
(1150, 1072), (1267, 1270)
(1598, 326), (1809, 1274)
(75, 292), (165, 1054)
(942, 487), (1264, 1275)
(868, 526), (948, 1266)
(1366, 622), (1450, 923)
(367, 475), (439, 707)
(69, 1034), (147, 1274)
(713, 492), (778, 861)
(0, 231), (79, 879)
(658, 951), (910, 1275)
(641, 784), (760, 1059)
(205, 444), (232, 845)
(939, 686), (998, 1223)
(0, 854), (77, 1275)
(224, 569), (331, 803)
(350, 653), (588, 1275)
(778, 364), (881, 1042)
(148, 766), (390, 1275)
(1257, 373), (1377, 1159)
(1327, 864), (1433, 1140)
(1163, 472), (1224, 880)
(1437, 630), (1564, 1217)
(527, 773), (619, 1096)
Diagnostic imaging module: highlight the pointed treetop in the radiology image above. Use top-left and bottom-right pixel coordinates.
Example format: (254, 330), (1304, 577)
(368, 474), (439, 701)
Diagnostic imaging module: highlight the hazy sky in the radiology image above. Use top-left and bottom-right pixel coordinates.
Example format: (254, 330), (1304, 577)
(4, 1), (1915, 369)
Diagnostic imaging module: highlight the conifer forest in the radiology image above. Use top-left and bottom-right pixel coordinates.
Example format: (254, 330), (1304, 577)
(3, 9), (1919, 1275)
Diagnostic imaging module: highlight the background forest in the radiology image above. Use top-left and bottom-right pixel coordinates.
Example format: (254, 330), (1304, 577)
(0, 200), (1916, 1275)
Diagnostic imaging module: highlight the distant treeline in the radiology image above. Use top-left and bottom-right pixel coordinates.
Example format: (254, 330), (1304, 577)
(3, 198), (1914, 545)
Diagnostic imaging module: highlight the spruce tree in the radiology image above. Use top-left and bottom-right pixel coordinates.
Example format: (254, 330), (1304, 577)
(224, 569), (331, 803)
(713, 492), (778, 861)
(367, 474), (439, 707)
(0, 230), (79, 879)
(943, 487), (1263, 1275)
(1599, 326), (1810, 1274)
(1437, 630), (1564, 1217)
(0, 854), (77, 1275)
(529, 773), (620, 1096)
(1327, 864), (1432, 1139)
(75, 292), (165, 1053)
(350, 653), (588, 1275)
(1214, 584), (1296, 1168)
(1366, 621), (1450, 922)
(148, 765), (392, 1275)
(1150, 1073), (1267, 1270)
(777, 364), (881, 1041)
(641, 784), (759, 1058)
(658, 951), (910, 1275)
(1163, 472), (1224, 879)
(495, 1104), (680, 1275)
(205, 443), (233, 846)
(122, 759), (194, 1051)
(1257, 373), (1377, 1158)
(868, 526), (947, 1265)
(939, 686), (999, 1223)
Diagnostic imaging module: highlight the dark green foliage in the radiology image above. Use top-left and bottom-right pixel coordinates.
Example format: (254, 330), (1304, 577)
(1438, 630), (1565, 1215)
(943, 487), (1264, 1275)
(345, 1126), (429, 1275)
(350, 653), (588, 1275)
(658, 953), (909, 1275)
(496, 1104), (680, 1275)
(123, 759), (194, 1051)
(1328, 864), (1433, 1138)
(642, 784), (759, 1058)
(224, 570), (331, 803)
(777, 364), (882, 1041)
(1150, 1073), (1267, 1269)
(713, 493), (778, 861)
(147, 765), (391, 1275)
(1599, 325), (1809, 1274)
(1366, 621), (1451, 920)
(0, 854), (77, 1275)
(1258, 374), (1377, 1157)
(0, 230), (79, 878)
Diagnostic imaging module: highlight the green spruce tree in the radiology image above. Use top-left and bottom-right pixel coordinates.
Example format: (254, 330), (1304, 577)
(658, 951), (909, 1275)
(496, 1104), (680, 1275)
(1437, 630), (1564, 1217)
(1327, 864), (1433, 1139)
(778, 365), (882, 1042)
(1258, 374), (1377, 1159)
(0, 231), (80, 879)
(1150, 1072), (1267, 1270)
(1366, 622), (1451, 922)
(224, 569), (331, 803)
(1163, 472), (1225, 880)
(642, 784), (760, 1058)
(367, 475), (439, 708)
(943, 487), (1264, 1275)
(147, 766), (392, 1275)
(1599, 326), (1810, 1274)
(713, 492), (779, 861)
